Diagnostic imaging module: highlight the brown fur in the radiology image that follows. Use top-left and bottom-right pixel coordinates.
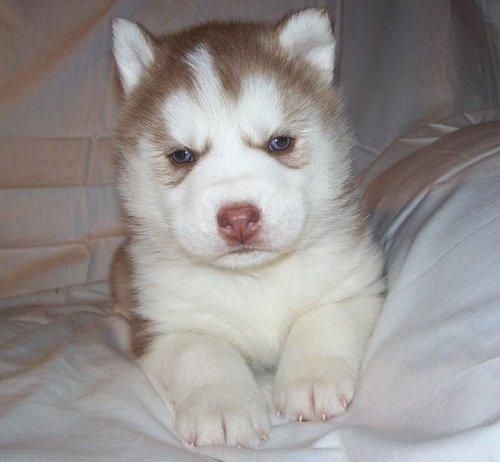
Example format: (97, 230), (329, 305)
(110, 242), (134, 316)
(111, 243), (155, 357)
(129, 311), (156, 358)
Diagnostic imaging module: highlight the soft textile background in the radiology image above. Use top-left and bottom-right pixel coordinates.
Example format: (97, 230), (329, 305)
(1, 0), (499, 303)
(339, 0), (500, 172)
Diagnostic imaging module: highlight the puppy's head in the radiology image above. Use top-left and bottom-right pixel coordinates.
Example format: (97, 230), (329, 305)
(113, 9), (351, 269)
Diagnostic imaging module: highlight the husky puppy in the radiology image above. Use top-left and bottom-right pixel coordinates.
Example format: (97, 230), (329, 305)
(111, 8), (385, 448)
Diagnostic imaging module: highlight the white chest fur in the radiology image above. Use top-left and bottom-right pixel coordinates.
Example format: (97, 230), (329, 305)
(134, 234), (379, 369)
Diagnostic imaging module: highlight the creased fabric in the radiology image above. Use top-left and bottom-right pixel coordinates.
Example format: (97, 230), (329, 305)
(338, 0), (500, 173)
(0, 122), (499, 461)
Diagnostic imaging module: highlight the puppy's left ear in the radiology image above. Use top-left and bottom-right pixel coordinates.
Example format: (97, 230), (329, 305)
(277, 9), (335, 84)
(112, 18), (155, 95)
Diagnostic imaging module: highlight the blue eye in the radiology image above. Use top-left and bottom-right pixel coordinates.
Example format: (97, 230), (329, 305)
(170, 149), (194, 164)
(268, 136), (293, 152)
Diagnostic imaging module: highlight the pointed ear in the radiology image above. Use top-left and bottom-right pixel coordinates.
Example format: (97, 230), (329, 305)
(111, 19), (155, 95)
(277, 9), (335, 84)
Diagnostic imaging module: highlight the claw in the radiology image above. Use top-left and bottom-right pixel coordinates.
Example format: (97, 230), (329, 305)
(259, 432), (268, 442)
(298, 414), (303, 422)
(237, 443), (243, 450)
(276, 409), (281, 417)
(322, 413), (327, 422)
(341, 396), (349, 410)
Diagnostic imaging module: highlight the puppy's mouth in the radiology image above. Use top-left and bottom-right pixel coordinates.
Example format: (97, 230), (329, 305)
(226, 246), (261, 255)
(214, 244), (278, 269)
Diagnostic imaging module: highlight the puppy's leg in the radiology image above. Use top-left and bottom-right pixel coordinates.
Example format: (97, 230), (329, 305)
(274, 294), (383, 421)
(140, 333), (269, 447)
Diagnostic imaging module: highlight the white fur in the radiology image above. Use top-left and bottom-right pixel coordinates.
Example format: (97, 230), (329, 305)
(239, 74), (284, 142)
(278, 9), (336, 83)
(112, 19), (154, 94)
(114, 10), (385, 448)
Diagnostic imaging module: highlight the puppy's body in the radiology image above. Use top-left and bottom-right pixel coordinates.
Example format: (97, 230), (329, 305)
(111, 9), (385, 447)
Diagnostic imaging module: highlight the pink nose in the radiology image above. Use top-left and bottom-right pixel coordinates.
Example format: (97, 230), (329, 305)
(217, 204), (261, 245)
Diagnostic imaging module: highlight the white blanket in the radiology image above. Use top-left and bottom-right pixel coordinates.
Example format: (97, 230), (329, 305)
(1, 122), (499, 461)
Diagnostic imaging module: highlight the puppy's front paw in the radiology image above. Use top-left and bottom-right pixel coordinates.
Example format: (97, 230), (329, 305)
(274, 356), (357, 422)
(174, 384), (269, 447)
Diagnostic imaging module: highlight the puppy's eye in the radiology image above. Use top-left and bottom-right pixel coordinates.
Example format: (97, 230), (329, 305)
(268, 136), (294, 152)
(169, 149), (194, 164)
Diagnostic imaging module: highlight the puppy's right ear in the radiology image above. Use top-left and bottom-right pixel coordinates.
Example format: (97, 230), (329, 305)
(112, 19), (155, 95)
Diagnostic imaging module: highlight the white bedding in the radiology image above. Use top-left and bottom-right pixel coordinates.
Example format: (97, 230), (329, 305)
(1, 121), (499, 461)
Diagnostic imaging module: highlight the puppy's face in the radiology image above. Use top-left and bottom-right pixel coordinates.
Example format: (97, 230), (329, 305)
(113, 9), (349, 269)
